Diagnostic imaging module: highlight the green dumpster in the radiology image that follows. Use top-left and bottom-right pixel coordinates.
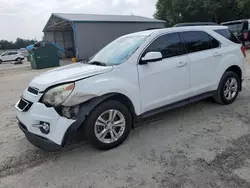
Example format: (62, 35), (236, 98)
(28, 42), (60, 69)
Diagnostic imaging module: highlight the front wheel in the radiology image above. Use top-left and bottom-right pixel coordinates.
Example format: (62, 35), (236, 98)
(213, 71), (240, 105)
(84, 100), (132, 150)
(0, 60), (2, 64)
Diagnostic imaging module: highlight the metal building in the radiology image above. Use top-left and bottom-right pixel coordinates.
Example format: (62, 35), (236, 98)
(43, 13), (165, 60)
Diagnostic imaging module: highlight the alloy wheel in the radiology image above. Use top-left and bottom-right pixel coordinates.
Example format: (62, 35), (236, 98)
(224, 77), (238, 100)
(94, 109), (126, 144)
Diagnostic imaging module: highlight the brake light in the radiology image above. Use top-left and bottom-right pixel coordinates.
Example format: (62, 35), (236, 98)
(244, 32), (249, 40)
(241, 45), (246, 58)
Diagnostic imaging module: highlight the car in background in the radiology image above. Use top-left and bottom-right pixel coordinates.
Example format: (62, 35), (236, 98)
(0, 51), (25, 64)
(221, 19), (250, 45)
(174, 22), (218, 27)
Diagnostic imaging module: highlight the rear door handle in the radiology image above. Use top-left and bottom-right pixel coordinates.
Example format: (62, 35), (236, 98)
(214, 52), (221, 57)
(177, 61), (187, 67)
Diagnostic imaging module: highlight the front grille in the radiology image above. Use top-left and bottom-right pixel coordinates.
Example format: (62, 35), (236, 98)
(17, 98), (33, 112)
(27, 87), (39, 95)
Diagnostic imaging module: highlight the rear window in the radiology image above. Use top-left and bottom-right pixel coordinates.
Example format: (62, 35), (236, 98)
(214, 29), (241, 44)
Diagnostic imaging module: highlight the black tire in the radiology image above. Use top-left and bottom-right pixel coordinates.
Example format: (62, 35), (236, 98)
(213, 71), (240, 105)
(84, 100), (132, 150)
(0, 60), (2, 64)
(16, 58), (22, 64)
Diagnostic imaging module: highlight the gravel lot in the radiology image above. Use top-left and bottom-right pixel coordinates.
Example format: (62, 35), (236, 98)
(1, 56), (250, 188)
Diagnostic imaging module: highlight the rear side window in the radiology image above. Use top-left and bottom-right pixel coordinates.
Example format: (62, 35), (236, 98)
(179, 31), (218, 53)
(214, 29), (241, 44)
(143, 33), (186, 59)
(208, 35), (220, 48)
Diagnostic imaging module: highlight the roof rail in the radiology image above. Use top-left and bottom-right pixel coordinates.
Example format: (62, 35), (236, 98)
(174, 22), (218, 27)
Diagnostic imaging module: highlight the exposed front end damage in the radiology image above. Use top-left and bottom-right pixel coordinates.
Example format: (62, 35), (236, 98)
(16, 81), (117, 151)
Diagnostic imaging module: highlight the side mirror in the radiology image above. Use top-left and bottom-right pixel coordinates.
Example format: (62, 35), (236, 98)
(140, 52), (163, 64)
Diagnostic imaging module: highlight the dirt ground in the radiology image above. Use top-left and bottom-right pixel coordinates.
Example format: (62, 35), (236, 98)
(1, 55), (250, 188)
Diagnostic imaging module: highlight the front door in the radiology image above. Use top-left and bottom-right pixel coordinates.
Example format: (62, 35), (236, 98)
(1, 52), (9, 61)
(138, 32), (190, 113)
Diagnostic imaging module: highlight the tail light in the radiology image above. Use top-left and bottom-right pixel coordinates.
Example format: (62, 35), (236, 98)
(241, 45), (246, 58)
(244, 32), (249, 40)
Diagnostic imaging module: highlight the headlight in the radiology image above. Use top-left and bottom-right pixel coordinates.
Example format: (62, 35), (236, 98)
(42, 83), (74, 106)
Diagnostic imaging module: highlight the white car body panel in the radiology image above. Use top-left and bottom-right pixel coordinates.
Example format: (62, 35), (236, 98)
(187, 48), (222, 96)
(29, 63), (113, 91)
(138, 54), (190, 112)
(15, 26), (246, 147)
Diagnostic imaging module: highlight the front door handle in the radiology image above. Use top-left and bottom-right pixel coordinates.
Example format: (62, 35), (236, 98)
(177, 61), (187, 67)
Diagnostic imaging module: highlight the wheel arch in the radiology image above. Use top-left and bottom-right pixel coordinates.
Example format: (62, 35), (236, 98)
(225, 65), (242, 90)
(64, 92), (137, 136)
(225, 65), (242, 79)
(62, 92), (138, 146)
(102, 93), (137, 123)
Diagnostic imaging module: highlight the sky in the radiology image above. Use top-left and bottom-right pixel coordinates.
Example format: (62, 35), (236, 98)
(0, 0), (157, 41)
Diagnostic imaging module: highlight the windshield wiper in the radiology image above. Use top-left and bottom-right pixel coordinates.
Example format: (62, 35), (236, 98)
(88, 61), (106, 66)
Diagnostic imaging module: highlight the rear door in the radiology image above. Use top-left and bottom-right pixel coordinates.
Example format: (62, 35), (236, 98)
(179, 31), (222, 96)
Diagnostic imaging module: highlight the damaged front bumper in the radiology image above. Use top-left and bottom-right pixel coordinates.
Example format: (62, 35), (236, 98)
(18, 120), (62, 151)
(15, 89), (116, 151)
(16, 100), (76, 151)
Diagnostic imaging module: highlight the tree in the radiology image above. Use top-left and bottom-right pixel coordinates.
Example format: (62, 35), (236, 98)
(236, 0), (250, 18)
(154, 0), (183, 26)
(0, 38), (37, 50)
(154, 0), (250, 26)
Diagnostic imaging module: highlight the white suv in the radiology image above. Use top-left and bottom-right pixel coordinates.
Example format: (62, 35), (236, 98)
(15, 26), (246, 151)
(0, 51), (25, 64)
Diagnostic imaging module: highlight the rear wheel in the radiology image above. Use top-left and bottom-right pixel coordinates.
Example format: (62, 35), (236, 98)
(85, 100), (132, 150)
(16, 58), (22, 64)
(0, 59), (2, 64)
(213, 71), (240, 105)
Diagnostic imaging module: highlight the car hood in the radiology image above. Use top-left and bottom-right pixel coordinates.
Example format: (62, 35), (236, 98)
(29, 63), (113, 91)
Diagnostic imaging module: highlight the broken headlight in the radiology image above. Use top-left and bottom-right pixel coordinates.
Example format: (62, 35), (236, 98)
(42, 83), (74, 106)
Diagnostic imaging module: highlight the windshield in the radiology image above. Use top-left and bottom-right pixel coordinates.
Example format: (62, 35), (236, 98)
(89, 35), (146, 66)
(223, 22), (243, 33)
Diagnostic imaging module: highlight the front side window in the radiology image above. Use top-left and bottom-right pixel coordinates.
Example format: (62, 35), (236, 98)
(143, 33), (185, 58)
(180, 31), (214, 53)
(89, 35), (146, 66)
